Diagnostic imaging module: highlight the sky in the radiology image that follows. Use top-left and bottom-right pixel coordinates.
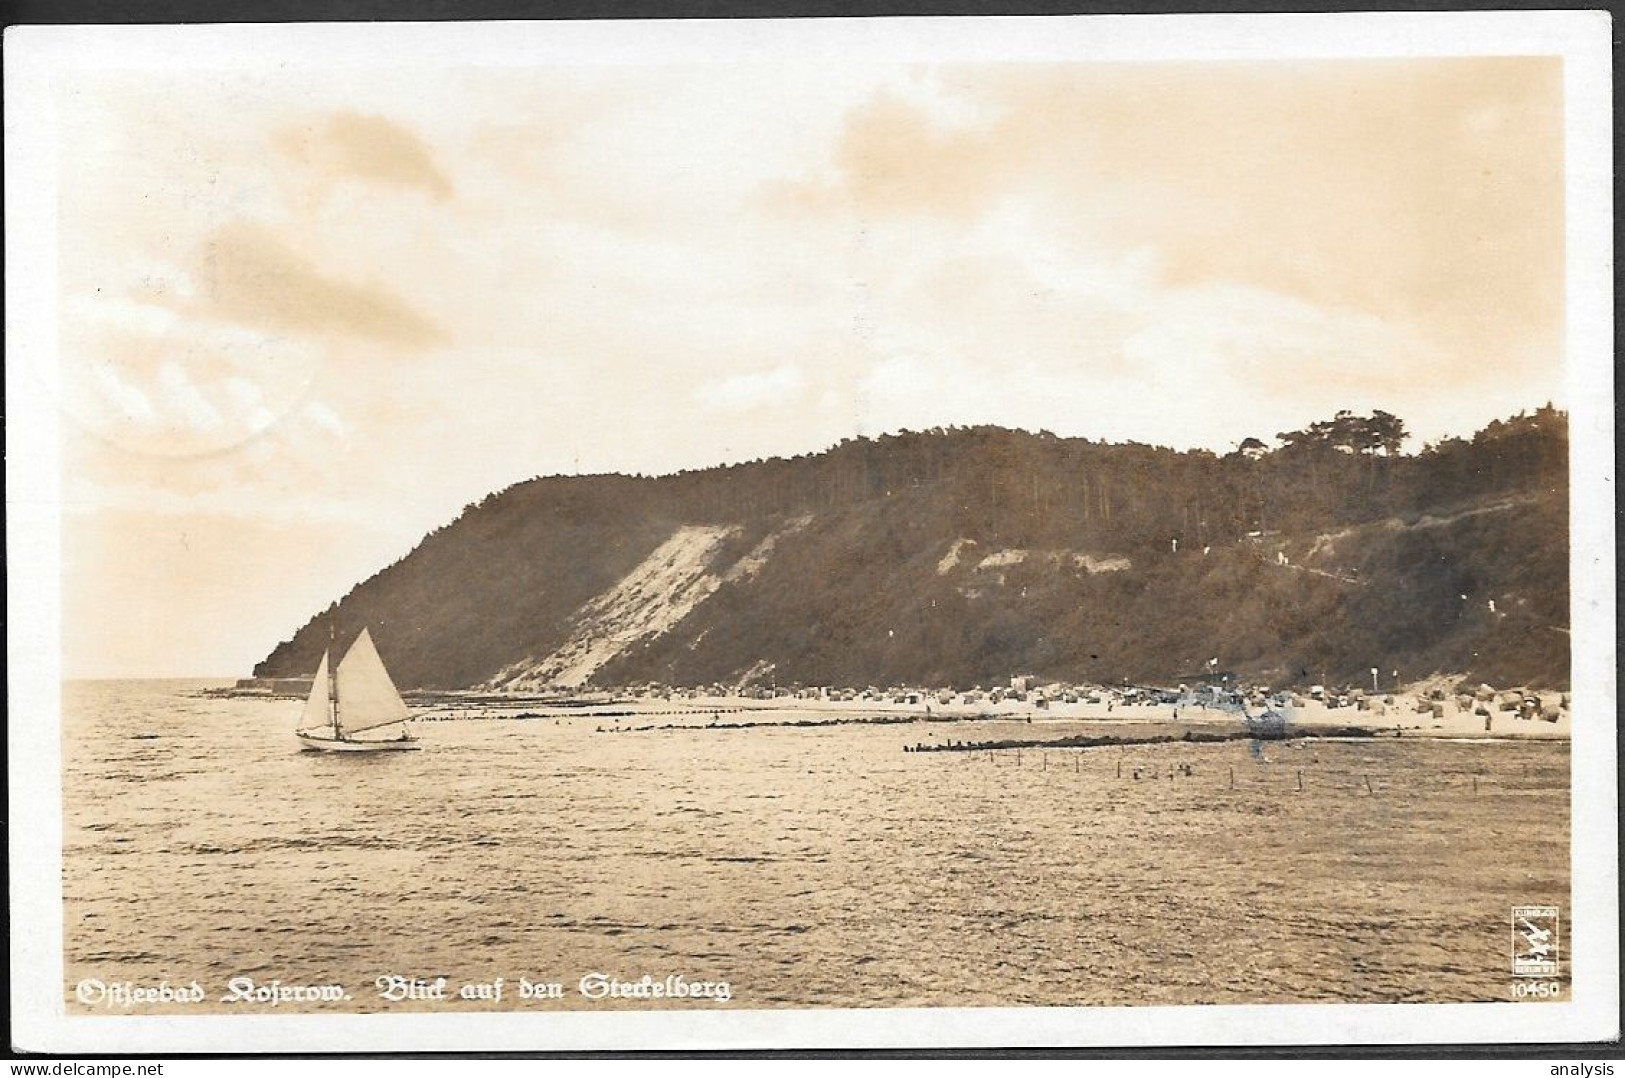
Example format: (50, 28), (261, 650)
(45, 49), (1565, 678)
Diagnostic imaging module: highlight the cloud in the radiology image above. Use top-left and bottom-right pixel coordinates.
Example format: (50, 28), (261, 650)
(88, 364), (158, 429)
(64, 388), (360, 525)
(302, 400), (347, 440)
(837, 200), (1456, 447)
(773, 59), (1562, 396)
(222, 376), (277, 434)
(66, 470), (372, 526)
(825, 91), (1007, 218)
(765, 85), (1010, 220)
(193, 221), (444, 348)
(1120, 283), (1442, 399)
(61, 291), (328, 458)
(695, 364), (808, 413)
(155, 361), (224, 432)
(276, 110), (453, 200)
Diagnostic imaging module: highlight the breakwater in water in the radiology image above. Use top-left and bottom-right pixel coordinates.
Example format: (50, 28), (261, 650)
(903, 725), (1380, 753)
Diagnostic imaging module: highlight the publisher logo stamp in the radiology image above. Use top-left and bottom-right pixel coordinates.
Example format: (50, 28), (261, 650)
(1512, 905), (1559, 977)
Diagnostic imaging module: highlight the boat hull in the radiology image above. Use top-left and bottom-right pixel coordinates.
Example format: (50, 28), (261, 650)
(296, 730), (421, 753)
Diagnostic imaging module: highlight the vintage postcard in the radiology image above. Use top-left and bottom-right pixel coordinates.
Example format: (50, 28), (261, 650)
(6, 12), (1616, 1053)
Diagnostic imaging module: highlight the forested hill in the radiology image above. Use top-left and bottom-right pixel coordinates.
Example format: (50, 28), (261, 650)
(255, 406), (1570, 692)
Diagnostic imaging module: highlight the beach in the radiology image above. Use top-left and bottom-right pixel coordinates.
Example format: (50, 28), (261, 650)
(404, 680), (1572, 742)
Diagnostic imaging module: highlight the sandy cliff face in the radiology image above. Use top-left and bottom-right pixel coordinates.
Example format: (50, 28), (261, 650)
(483, 515), (819, 691)
(485, 525), (740, 691)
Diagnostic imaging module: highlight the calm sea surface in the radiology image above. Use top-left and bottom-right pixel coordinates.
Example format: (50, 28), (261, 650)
(63, 680), (1570, 1012)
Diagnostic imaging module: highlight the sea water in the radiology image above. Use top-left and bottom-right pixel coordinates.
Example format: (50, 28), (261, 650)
(60, 680), (1570, 1012)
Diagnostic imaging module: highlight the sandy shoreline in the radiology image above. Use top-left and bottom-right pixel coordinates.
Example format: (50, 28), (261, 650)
(389, 686), (1569, 741)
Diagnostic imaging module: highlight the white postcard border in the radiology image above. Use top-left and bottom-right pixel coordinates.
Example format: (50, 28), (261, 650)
(6, 10), (1616, 1053)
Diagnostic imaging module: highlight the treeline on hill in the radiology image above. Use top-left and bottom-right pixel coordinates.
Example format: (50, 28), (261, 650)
(256, 405), (1569, 691)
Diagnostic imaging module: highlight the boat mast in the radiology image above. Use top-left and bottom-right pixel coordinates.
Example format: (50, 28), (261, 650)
(329, 622), (341, 739)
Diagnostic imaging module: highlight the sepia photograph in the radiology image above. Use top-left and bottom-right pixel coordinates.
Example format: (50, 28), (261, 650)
(6, 12), (1616, 1053)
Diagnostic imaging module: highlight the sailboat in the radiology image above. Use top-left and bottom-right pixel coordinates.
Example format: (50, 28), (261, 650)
(296, 628), (421, 752)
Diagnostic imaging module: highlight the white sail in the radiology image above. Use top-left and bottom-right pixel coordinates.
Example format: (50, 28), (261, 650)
(335, 628), (411, 735)
(298, 651), (332, 732)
